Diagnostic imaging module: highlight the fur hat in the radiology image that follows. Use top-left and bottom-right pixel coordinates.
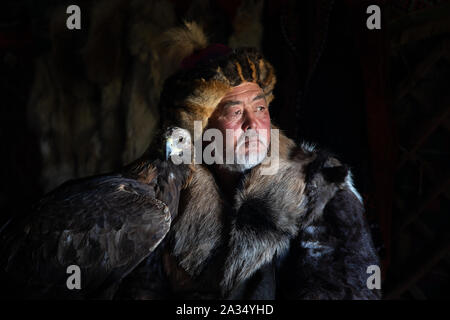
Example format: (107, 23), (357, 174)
(158, 22), (276, 135)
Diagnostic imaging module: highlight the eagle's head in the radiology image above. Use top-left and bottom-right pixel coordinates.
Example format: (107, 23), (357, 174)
(164, 127), (192, 162)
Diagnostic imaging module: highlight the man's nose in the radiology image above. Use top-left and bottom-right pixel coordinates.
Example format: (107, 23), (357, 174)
(242, 110), (258, 131)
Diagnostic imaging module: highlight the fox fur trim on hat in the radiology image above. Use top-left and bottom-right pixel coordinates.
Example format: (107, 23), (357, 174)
(158, 22), (277, 135)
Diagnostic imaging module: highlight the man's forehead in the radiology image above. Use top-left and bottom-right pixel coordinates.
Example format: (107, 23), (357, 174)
(221, 82), (264, 101)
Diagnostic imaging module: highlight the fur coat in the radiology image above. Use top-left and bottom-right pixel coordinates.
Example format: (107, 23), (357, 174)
(114, 132), (381, 300)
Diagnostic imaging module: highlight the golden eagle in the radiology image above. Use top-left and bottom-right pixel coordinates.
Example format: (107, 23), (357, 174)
(0, 127), (192, 299)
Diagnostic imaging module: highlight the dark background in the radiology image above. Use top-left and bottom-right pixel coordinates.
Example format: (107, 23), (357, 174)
(0, 0), (449, 299)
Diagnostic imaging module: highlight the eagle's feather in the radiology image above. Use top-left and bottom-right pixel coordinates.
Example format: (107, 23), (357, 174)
(0, 128), (192, 299)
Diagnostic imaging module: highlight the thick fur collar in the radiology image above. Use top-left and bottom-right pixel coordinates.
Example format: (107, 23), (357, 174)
(167, 131), (357, 297)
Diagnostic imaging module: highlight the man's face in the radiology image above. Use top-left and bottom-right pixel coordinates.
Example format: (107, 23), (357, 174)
(207, 82), (271, 171)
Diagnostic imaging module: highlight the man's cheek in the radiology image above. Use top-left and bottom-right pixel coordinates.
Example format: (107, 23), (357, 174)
(262, 114), (271, 128)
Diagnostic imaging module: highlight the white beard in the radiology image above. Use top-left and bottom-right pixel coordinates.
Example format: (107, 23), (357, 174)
(218, 132), (269, 173)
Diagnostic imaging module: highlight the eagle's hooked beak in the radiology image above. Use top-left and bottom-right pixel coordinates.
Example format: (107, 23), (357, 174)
(165, 137), (184, 160)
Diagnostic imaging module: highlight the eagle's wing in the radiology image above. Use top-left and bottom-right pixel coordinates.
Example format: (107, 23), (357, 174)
(0, 175), (171, 299)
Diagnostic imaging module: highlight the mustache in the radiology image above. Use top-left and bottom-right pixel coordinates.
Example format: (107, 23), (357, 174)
(236, 129), (268, 148)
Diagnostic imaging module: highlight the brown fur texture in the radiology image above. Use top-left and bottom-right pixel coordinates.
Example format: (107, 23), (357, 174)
(169, 165), (224, 276)
(112, 129), (381, 300)
(160, 130), (380, 299)
(221, 156), (307, 295)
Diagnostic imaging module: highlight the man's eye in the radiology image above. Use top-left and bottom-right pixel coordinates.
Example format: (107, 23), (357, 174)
(234, 110), (242, 115)
(257, 106), (265, 111)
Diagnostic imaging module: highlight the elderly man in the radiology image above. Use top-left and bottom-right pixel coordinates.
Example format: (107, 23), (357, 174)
(113, 22), (381, 300)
